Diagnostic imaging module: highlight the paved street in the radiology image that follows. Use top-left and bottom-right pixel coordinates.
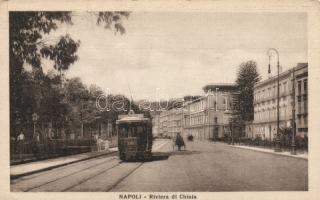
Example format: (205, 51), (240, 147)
(11, 139), (307, 192)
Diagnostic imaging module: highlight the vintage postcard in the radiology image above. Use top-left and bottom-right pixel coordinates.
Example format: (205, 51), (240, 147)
(1, 0), (320, 200)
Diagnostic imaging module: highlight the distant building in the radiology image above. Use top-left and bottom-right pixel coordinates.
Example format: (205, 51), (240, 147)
(159, 108), (183, 138)
(295, 63), (308, 136)
(183, 83), (237, 140)
(251, 63), (308, 140)
(151, 114), (160, 137)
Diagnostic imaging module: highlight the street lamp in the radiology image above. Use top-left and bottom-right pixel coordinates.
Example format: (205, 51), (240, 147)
(32, 113), (38, 139)
(215, 88), (219, 111)
(206, 89), (211, 141)
(267, 48), (281, 152)
(214, 88), (219, 141)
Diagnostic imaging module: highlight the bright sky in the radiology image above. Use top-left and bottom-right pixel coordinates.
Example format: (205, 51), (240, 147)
(42, 12), (307, 101)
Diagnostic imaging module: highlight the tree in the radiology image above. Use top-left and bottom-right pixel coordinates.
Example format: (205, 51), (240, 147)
(230, 61), (261, 141)
(229, 91), (243, 143)
(10, 11), (130, 137)
(235, 60), (261, 122)
(65, 77), (89, 104)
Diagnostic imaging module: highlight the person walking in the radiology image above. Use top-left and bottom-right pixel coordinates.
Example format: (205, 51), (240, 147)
(172, 135), (176, 151)
(94, 133), (99, 151)
(175, 132), (185, 151)
(17, 131), (25, 159)
(32, 131), (41, 159)
(97, 137), (103, 152)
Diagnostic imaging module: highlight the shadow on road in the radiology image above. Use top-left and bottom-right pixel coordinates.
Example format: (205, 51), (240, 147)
(147, 150), (201, 161)
(170, 150), (201, 156)
(124, 152), (170, 163)
(148, 152), (170, 161)
(123, 150), (201, 163)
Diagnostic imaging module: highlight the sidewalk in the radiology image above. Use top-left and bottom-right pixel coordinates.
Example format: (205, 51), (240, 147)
(194, 140), (308, 160)
(11, 147), (118, 179)
(230, 144), (308, 160)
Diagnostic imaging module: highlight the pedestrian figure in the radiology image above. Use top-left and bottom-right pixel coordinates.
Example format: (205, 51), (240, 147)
(97, 137), (103, 152)
(32, 131), (41, 158)
(175, 132), (185, 151)
(104, 139), (109, 151)
(17, 131), (25, 159)
(94, 134), (99, 151)
(187, 134), (194, 141)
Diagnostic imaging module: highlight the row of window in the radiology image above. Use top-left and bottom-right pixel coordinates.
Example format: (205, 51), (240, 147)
(297, 101), (308, 114)
(254, 97), (289, 110)
(297, 115), (308, 127)
(254, 94), (307, 114)
(297, 79), (308, 95)
(254, 81), (290, 102)
(254, 106), (291, 121)
(184, 115), (219, 126)
(188, 96), (231, 112)
(254, 78), (308, 103)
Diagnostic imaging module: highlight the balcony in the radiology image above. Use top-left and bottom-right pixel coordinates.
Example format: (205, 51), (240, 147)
(254, 90), (292, 104)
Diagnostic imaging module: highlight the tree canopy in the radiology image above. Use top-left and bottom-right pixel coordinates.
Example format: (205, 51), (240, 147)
(9, 11), (130, 137)
(234, 60), (261, 122)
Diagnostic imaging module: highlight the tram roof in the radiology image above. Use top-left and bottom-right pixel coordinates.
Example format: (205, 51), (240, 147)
(116, 115), (149, 124)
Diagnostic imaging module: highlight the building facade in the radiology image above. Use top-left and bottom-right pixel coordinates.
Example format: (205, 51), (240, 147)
(158, 108), (183, 138)
(183, 83), (237, 140)
(295, 63), (308, 136)
(251, 63), (308, 140)
(151, 114), (160, 137)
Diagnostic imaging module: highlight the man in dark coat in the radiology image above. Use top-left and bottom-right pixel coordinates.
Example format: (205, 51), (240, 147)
(175, 132), (185, 151)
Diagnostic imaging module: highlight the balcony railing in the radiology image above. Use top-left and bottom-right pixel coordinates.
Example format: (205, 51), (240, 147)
(254, 90), (292, 104)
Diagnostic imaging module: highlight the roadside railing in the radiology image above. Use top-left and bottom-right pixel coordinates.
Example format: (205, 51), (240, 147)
(10, 137), (118, 165)
(233, 136), (308, 151)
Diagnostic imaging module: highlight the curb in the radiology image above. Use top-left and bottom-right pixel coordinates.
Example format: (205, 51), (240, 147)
(229, 145), (308, 160)
(10, 150), (117, 180)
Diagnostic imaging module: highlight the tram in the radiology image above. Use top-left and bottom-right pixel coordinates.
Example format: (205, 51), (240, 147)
(116, 111), (153, 161)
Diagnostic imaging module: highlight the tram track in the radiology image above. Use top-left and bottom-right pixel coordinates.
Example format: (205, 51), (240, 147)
(63, 141), (169, 191)
(65, 139), (170, 192)
(24, 157), (119, 192)
(16, 153), (117, 182)
(62, 161), (122, 191)
(102, 140), (170, 191)
(104, 162), (143, 192)
(61, 161), (144, 192)
(12, 139), (171, 192)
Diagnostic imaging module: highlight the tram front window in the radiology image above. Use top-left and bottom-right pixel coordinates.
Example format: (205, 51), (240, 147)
(119, 126), (126, 137)
(118, 124), (145, 138)
(128, 126), (135, 137)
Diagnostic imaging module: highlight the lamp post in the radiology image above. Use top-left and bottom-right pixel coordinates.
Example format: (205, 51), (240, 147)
(32, 113), (38, 139)
(215, 88), (219, 111)
(214, 88), (219, 141)
(267, 48), (281, 152)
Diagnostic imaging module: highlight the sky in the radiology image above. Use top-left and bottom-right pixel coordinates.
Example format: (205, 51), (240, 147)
(41, 12), (307, 101)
